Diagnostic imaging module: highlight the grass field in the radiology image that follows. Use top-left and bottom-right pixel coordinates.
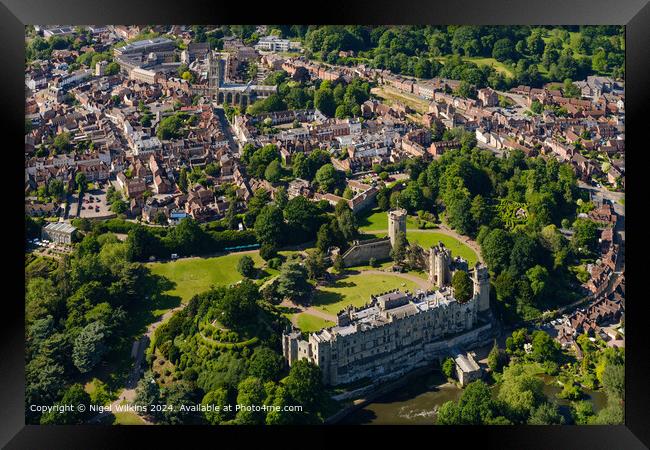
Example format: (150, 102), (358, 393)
(364, 230), (478, 267)
(295, 312), (335, 332)
(147, 251), (274, 303)
(313, 273), (421, 315)
(358, 208), (431, 233)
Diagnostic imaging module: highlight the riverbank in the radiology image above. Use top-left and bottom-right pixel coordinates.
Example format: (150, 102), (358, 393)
(325, 365), (443, 424)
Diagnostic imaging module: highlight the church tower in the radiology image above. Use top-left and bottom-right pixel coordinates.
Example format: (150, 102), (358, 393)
(388, 208), (407, 248)
(472, 263), (490, 312)
(207, 52), (222, 99)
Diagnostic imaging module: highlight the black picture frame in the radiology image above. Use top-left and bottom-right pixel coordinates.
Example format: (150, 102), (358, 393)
(2, 0), (648, 448)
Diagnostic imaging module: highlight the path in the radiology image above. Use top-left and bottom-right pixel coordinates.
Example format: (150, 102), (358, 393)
(88, 304), (185, 425)
(280, 299), (338, 325)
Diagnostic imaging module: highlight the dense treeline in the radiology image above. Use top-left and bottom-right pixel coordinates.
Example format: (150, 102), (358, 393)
(245, 74), (371, 119)
(25, 231), (169, 424)
(265, 25), (624, 88)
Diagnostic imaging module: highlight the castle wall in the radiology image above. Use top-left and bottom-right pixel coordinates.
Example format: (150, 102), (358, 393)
(341, 238), (392, 267)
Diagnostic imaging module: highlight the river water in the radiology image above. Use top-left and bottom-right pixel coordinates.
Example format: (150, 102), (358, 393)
(342, 371), (608, 425)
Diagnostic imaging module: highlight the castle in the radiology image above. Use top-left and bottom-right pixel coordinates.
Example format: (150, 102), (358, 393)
(284, 208), (493, 385)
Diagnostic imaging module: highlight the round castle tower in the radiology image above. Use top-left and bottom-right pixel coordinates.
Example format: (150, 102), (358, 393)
(388, 208), (407, 248)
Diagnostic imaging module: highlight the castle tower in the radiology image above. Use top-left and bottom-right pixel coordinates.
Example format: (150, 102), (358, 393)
(472, 263), (490, 312)
(388, 208), (407, 248)
(429, 242), (452, 287)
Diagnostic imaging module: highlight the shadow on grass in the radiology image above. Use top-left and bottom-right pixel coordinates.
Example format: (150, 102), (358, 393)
(312, 290), (345, 308)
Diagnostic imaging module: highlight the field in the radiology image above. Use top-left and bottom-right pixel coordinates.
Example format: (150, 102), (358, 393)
(435, 56), (515, 78)
(363, 230), (478, 267)
(295, 312), (335, 332)
(147, 251), (274, 303)
(358, 208), (428, 232)
(313, 273), (421, 315)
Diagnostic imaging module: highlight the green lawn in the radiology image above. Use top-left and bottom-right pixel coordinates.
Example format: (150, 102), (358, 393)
(434, 56), (515, 78)
(147, 251), (274, 303)
(364, 231), (478, 267)
(295, 312), (335, 332)
(357, 208), (431, 233)
(313, 273), (421, 315)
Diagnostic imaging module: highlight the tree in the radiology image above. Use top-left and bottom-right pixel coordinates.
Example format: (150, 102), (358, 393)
(390, 232), (408, 263)
(235, 377), (267, 424)
(276, 260), (311, 303)
(218, 279), (260, 328)
(202, 388), (231, 425)
(571, 218), (599, 255)
(248, 347), (283, 382)
(492, 38), (515, 61)
(481, 229), (512, 273)
(72, 321), (108, 373)
(487, 341), (506, 373)
(237, 255), (255, 278)
(530, 330), (560, 363)
(264, 159), (282, 183)
(452, 270), (473, 302)
(314, 164), (343, 194)
(26, 277), (61, 322)
(75, 172), (87, 195)
(528, 402), (565, 425)
(333, 253), (345, 274)
(442, 357), (455, 379)
(470, 194), (491, 227)
(335, 201), (357, 241)
(157, 114), (186, 140)
(437, 380), (497, 425)
(284, 360), (325, 421)
(497, 364), (545, 423)
(601, 362), (624, 401)
(40, 384), (92, 424)
(111, 199), (128, 215)
(305, 250), (327, 281)
(254, 205), (284, 248)
(314, 87), (336, 117)
(526, 265), (549, 297)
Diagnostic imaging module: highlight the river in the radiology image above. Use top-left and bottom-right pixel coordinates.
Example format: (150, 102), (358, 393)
(342, 371), (608, 425)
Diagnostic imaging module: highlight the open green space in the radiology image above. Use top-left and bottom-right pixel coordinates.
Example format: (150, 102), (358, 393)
(313, 272), (421, 315)
(147, 251), (275, 303)
(364, 230), (478, 267)
(435, 56), (515, 78)
(357, 208), (432, 233)
(295, 312), (335, 332)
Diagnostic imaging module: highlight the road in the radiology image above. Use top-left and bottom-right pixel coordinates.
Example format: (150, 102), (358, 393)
(212, 105), (240, 155)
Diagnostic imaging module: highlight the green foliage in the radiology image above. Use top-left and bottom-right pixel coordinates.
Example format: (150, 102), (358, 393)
(237, 255), (255, 278)
(72, 321), (108, 373)
(442, 357), (455, 379)
(452, 270), (473, 302)
(276, 260), (312, 304)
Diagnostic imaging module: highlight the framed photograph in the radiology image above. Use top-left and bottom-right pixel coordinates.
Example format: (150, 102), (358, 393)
(2, 0), (648, 447)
